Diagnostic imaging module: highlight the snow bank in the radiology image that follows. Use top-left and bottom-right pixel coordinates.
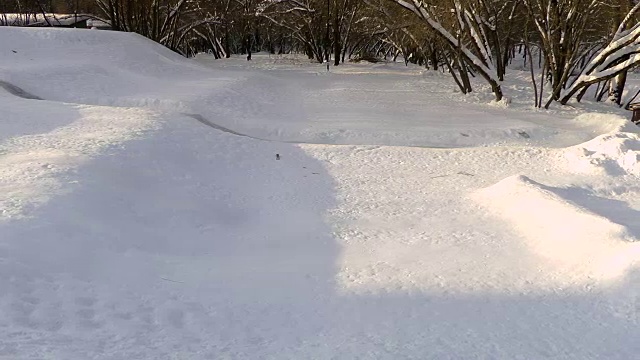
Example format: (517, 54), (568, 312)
(564, 114), (640, 176)
(474, 175), (640, 281)
(0, 27), (219, 109)
(1, 27), (628, 148)
(564, 112), (636, 133)
(567, 132), (640, 175)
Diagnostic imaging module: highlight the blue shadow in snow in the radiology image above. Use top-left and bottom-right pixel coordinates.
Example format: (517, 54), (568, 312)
(1, 116), (640, 359)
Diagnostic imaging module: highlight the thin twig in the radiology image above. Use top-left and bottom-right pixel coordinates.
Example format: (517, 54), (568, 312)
(160, 277), (184, 284)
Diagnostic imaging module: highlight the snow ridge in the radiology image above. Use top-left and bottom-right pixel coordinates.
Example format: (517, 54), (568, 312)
(566, 132), (640, 176)
(475, 174), (640, 281)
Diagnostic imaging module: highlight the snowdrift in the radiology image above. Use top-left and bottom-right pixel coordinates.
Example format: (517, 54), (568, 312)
(565, 114), (640, 176)
(474, 175), (640, 280)
(0, 27), (226, 109)
(5, 27), (640, 359)
(1, 27), (629, 148)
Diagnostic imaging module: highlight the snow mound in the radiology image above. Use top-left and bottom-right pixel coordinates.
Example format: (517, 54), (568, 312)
(0, 28), (628, 148)
(474, 175), (640, 281)
(562, 113), (640, 176)
(488, 96), (511, 108)
(568, 113), (638, 134)
(566, 132), (640, 176)
(0, 27), (216, 108)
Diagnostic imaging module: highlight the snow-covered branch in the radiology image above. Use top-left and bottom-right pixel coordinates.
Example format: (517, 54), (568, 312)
(560, 4), (640, 104)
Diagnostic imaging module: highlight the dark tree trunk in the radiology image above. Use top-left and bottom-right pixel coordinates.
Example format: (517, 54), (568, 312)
(429, 45), (438, 70)
(333, 2), (341, 66)
(610, 71), (628, 105)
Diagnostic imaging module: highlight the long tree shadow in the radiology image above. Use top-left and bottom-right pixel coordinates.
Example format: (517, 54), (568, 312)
(1, 115), (640, 358)
(0, 113), (340, 357)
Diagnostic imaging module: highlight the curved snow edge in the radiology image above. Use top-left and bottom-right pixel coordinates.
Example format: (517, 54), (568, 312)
(0, 80), (42, 100)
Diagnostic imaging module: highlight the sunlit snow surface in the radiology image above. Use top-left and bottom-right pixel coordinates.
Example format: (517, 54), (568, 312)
(2, 27), (640, 359)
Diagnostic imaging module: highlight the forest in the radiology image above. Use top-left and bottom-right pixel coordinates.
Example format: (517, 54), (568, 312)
(2, 0), (640, 108)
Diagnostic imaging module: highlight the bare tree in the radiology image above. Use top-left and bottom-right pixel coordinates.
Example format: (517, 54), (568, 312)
(560, 1), (640, 105)
(382, 0), (504, 100)
(522, 0), (604, 108)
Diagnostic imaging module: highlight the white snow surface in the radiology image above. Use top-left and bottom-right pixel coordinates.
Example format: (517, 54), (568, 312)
(3, 27), (640, 359)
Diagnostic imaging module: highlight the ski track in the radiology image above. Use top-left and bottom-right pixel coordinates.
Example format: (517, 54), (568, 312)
(3, 28), (640, 359)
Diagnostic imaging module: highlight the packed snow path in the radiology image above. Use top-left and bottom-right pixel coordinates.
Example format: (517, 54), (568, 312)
(2, 28), (640, 359)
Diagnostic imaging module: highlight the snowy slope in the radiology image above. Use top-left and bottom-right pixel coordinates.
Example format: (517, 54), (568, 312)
(2, 27), (640, 359)
(0, 27), (629, 148)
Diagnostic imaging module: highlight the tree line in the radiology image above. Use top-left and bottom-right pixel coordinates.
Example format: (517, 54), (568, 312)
(2, 0), (640, 108)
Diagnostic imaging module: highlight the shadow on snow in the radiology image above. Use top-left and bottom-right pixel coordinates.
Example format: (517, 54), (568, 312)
(0, 114), (640, 359)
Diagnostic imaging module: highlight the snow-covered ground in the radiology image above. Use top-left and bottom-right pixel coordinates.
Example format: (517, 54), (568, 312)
(3, 27), (640, 359)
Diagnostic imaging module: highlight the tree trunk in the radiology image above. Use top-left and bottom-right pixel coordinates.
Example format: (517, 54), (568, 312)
(429, 44), (438, 70)
(609, 70), (628, 105)
(333, 0), (341, 66)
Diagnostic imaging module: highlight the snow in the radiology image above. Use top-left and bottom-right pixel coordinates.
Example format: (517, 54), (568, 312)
(0, 13), (92, 27)
(0, 92), (160, 219)
(566, 133), (640, 176)
(563, 17), (640, 98)
(3, 27), (640, 358)
(395, 0), (499, 82)
(474, 174), (640, 281)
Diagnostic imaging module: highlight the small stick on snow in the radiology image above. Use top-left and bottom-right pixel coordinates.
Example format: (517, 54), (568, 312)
(431, 172), (475, 179)
(160, 277), (184, 284)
